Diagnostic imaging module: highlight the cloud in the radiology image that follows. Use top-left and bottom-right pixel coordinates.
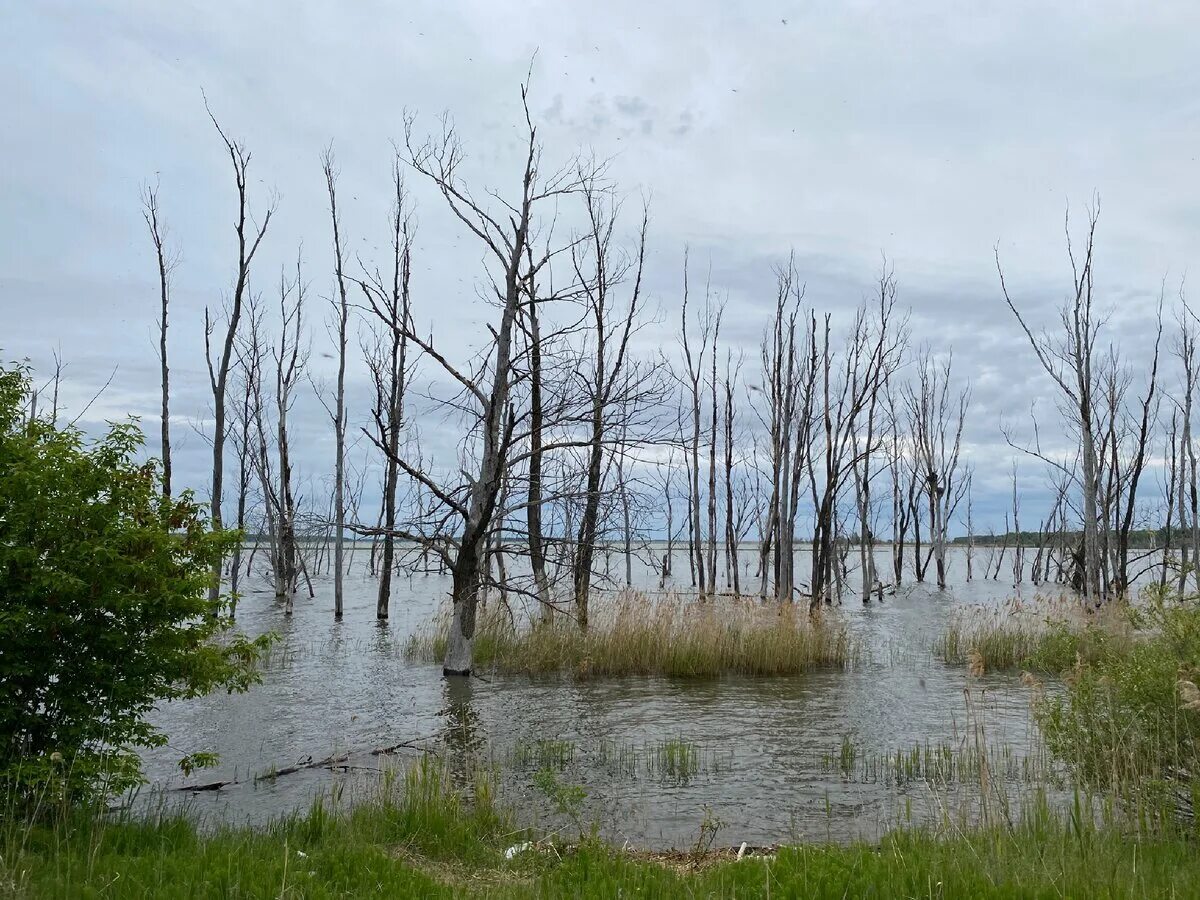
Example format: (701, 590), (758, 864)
(2, 0), (1192, 532)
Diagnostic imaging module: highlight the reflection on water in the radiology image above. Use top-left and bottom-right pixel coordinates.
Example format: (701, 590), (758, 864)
(142, 547), (1080, 848)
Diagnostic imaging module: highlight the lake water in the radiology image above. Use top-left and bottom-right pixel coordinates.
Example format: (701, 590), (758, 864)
(141, 545), (1084, 848)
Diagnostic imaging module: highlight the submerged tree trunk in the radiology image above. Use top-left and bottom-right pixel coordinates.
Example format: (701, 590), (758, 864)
(323, 150), (350, 620)
(204, 109), (273, 609)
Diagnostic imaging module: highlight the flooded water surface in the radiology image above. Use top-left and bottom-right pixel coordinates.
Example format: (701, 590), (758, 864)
(143, 546), (1075, 848)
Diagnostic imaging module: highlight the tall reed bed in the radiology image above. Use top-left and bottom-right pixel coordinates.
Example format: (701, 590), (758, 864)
(407, 592), (859, 678)
(936, 595), (1131, 675)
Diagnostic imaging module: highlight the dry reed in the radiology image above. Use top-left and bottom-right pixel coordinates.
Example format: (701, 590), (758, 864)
(407, 591), (858, 678)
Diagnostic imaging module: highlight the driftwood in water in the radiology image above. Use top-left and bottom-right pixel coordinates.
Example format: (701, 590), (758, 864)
(176, 749), (360, 792)
(371, 728), (451, 755)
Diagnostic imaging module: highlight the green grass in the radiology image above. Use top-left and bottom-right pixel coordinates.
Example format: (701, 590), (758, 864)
(937, 598), (1133, 675)
(508, 738), (575, 771)
(407, 592), (859, 678)
(7, 775), (1200, 898)
(822, 736), (1063, 788)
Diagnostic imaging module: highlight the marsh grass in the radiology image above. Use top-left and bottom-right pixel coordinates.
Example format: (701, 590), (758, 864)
(652, 738), (700, 780)
(508, 739), (576, 772)
(407, 591), (859, 678)
(823, 736), (1064, 789)
(937, 596), (1133, 675)
(506, 736), (729, 783)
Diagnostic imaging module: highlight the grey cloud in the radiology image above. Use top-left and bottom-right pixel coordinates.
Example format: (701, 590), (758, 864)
(3, 0), (1194, 533)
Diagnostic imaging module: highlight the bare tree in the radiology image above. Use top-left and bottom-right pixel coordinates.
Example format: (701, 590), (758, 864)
(360, 161), (415, 620)
(751, 257), (811, 603)
(247, 260), (309, 609)
(1175, 302), (1199, 593)
(383, 85), (591, 675)
(228, 357), (256, 617)
(678, 252), (715, 597)
(722, 350), (744, 594)
(904, 347), (970, 589)
(203, 104), (274, 605)
(571, 185), (650, 625)
(998, 204), (1104, 603)
(142, 183), (177, 500)
(808, 278), (905, 607)
(322, 148), (351, 619)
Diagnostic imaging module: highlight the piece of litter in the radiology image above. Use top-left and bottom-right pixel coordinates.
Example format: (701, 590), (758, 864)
(504, 841), (534, 859)
(737, 842), (747, 860)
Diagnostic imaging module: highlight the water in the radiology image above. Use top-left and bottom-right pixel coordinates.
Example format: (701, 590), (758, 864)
(141, 545), (1078, 848)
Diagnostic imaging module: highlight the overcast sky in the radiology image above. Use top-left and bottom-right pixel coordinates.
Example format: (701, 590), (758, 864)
(3, 1), (1194, 532)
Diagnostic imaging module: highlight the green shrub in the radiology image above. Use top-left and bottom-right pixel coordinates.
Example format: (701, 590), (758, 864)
(1036, 587), (1200, 821)
(0, 364), (272, 804)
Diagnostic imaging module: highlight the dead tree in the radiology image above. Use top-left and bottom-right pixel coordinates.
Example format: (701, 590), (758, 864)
(722, 350), (744, 594)
(998, 204), (1104, 603)
(228, 340), (257, 616)
(383, 86), (591, 675)
(1176, 304), (1199, 592)
(963, 471), (975, 581)
(884, 380), (913, 586)
(571, 186), (649, 624)
(752, 257), (809, 602)
(247, 261), (309, 608)
(678, 252), (716, 598)
(522, 263), (553, 619)
(904, 347), (970, 590)
(142, 183), (176, 500)
(1097, 304), (1161, 595)
(322, 148), (351, 619)
(808, 278), (905, 607)
(360, 161), (415, 620)
(706, 305), (724, 593)
(203, 105), (274, 605)
(1163, 409), (1180, 586)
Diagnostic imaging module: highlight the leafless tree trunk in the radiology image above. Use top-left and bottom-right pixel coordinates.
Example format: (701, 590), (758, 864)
(256, 260), (309, 609)
(998, 204), (1104, 603)
(523, 276), (553, 621)
(904, 348), (969, 590)
(572, 188), (649, 625)
(808, 271), (905, 607)
(322, 148), (351, 619)
(142, 184), (176, 500)
(388, 86), (593, 675)
(964, 471), (974, 582)
(723, 350), (742, 594)
(203, 104), (274, 607)
(679, 251), (713, 598)
(229, 361), (255, 617)
(706, 306), (723, 593)
(360, 161), (414, 621)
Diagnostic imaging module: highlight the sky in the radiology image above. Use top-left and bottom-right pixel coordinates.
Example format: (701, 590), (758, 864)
(3, 1), (1195, 533)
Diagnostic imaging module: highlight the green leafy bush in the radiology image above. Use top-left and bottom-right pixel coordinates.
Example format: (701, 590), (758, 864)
(0, 364), (271, 803)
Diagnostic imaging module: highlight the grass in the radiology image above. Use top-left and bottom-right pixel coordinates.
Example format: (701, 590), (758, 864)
(939, 589), (1200, 824)
(7, 762), (1200, 898)
(407, 591), (859, 678)
(823, 735), (1064, 788)
(508, 738), (575, 771)
(936, 596), (1132, 675)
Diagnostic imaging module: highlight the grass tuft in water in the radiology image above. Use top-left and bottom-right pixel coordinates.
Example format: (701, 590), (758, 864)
(408, 591), (859, 678)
